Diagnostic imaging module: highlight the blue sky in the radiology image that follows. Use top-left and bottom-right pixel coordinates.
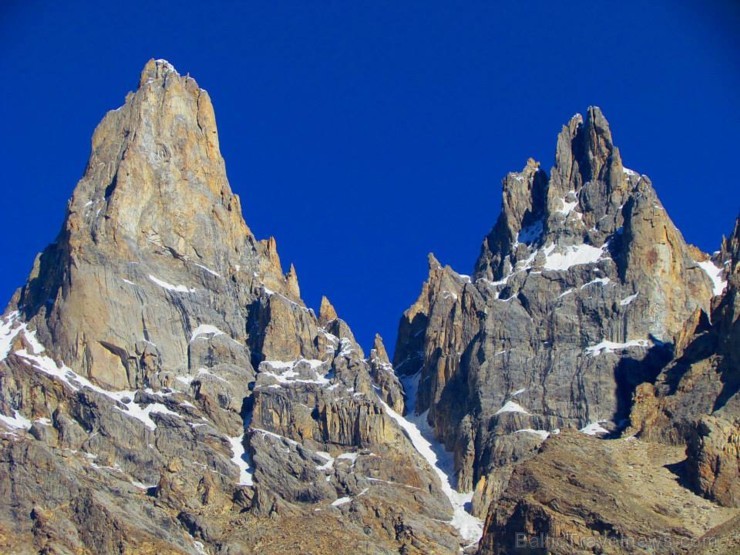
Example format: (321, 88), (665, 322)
(1, 1), (738, 353)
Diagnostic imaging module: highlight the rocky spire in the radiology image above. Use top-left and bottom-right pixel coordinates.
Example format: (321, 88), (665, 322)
(372, 333), (390, 364)
(70, 58), (252, 262)
(475, 107), (634, 282)
(13, 59), (303, 389)
(285, 263), (301, 299)
(318, 295), (338, 324)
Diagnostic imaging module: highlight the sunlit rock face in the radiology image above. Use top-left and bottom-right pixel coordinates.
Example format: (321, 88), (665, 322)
(629, 218), (740, 508)
(0, 60), (472, 554)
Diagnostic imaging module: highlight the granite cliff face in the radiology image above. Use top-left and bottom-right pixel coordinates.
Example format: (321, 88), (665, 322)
(394, 107), (728, 520)
(0, 60), (477, 554)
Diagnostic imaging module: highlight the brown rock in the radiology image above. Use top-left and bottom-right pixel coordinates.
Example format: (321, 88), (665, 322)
(319, 295), (339, 324)
(477, 432), (738, 555)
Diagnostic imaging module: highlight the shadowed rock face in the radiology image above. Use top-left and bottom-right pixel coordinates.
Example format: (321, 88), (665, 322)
(0, 60), (465, 554)
(394, 107), (719, 511)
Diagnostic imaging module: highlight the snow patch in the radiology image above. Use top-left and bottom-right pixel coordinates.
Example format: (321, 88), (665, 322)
(0, 410), (32, 431)
(581, 277), (611, 288)
(228, 434), (254, 486)
(585, 339), (650, 356)
(544, 243), (607, 271)
(154, 59), (179, 75)
(337, 452), (359, 464)
(515, 428), (550, 440)
(15, 329), (183, 432)
(261, 286), (312, 313)
(697, 259), (727, 297)
(131, 479), (158, 490)
(194, 263), (221, 278)
(580, 421), (610, 435)
(148, 275), (195, 293)
(315, 451), (335, 471)
(495, 400), (530, 416)
(378, 373), (483, 545)
(620, 293), (639, 306)
(259, 359), (330, 386)
(0, 312), (22, 361)
(331, 496), (352, 507)
(338, 337), (355, 357)
(176, 375), (195, 386)
(190, 324), (225, 342)
(253, 428), (300, 447)
(557, 191), (578, 216)
(114, 402), (180, 431)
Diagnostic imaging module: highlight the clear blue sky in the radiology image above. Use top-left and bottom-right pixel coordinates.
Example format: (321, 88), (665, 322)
(1, 1), (738, 354)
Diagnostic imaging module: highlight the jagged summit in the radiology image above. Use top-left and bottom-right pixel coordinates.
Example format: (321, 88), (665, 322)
(12, 58), (315, 389)
(394, 106), (723, 510)
(475, 106), (638, 283)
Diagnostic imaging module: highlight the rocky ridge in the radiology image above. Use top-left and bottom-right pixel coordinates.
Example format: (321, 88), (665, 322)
(0, 60), (737, 555)
(0, 60), (479, 554)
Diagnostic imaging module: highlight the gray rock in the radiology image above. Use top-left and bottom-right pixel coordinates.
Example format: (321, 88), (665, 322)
(394, 107), (718, 514)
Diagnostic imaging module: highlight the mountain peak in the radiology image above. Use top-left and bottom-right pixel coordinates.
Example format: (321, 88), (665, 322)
(67, 55), (243, 263)
(553, 105), (617, 194)
(319, 296), (338, 323)
(11, 62), (297, 387)
(138, 58), (181, 86)
(476, 107), (635, 281)
(1, 60), (473, 554)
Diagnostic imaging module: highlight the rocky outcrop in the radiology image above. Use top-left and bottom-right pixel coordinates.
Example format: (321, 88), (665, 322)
(394, 107), (722, 518)
(629, 217), (740, 507)
(476, 431), (738, 555)
(0, 60), (471, 554)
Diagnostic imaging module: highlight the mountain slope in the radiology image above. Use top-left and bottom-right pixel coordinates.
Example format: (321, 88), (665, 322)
(476, 431), (738, 555)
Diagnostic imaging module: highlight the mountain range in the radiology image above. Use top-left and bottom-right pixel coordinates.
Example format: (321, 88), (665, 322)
(0, 60), (737, 555)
